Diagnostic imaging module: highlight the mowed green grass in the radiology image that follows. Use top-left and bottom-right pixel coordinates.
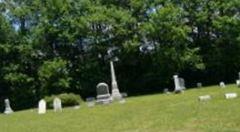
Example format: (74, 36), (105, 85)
(1, 85), (240, 132)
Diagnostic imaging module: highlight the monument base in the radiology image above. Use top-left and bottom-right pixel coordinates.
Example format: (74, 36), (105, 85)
(4, 108), (13, 114)
(112, 89), (122, 100)
(96, 94), (112, 104)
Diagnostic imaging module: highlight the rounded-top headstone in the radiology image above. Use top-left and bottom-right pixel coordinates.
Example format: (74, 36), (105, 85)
(97, 82), (110, 95)
(38, 99), (46, 114)
(219, 81), (226, 88)
(53, 97), (62, 112)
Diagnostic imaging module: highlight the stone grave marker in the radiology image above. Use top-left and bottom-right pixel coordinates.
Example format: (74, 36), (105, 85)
(236, 80), (240, 87)
(197, 82), (202, 88)
(4, 99), (13, 114)
(53, 97), (62, 112)
(38, 99), (46, 114)
(121, 93), (128, 98)
(219, 82), (226, 88)
(173, 75), (183, 93)
(199, 95), (211, 101)
(163, 88), (170, 94)
(179, 78), (186, 90)
(96, 82), (112, 104)
(225, 93), (237, 99)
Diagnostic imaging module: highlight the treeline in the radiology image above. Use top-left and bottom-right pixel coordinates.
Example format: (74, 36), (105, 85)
(0, 0), (240, 110)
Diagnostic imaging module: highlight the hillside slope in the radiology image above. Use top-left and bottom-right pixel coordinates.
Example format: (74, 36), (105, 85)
(1, 85), (240, 132)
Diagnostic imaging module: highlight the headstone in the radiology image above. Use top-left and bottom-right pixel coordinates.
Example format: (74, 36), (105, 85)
(179, 78), (186, 90)
(86, 97), (95, 107)
(199, 95), (211, 101)
(4, 99), (13, 114)
(173, 75), (183, 93)
(53, 97), (62, 112)
(225, 93), (237, 99)
(121, 93), (128, 98)
(163, 88), (170, 94)
(38, 99), (46, 114)
(110, 61), (122, 100)
(219, 82), (226, 88)
(236, 80), (240, 87)
(96, 82), (112, 104)
(197, 82), (202, 88)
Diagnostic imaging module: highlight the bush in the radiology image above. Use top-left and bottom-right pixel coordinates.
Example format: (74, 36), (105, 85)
(44, 93), (83, 108)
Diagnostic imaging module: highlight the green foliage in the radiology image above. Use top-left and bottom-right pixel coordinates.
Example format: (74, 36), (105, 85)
(44, 93), (83, 108)
(38, 58), (72, 94)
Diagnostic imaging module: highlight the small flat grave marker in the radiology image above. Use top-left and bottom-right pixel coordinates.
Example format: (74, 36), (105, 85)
(199, 95), (211, 101)
(225, 93), (237, 99)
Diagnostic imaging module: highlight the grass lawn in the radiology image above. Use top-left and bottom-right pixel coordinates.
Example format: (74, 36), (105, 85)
(1, 84), (240, 132)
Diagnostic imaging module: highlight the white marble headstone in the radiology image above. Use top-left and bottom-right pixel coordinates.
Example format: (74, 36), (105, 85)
(4, 99), (13, 114)
(236, 80), (240, 87)
(225, 93), (237, 99)
(199, 95), (211, 101)
(38, 99), (46, 114)
(219, 82), (226, 88)
(53, 97), (62, 112)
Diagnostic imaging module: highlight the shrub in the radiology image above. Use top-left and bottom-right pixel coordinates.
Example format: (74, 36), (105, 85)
(44, 93), (83, 108)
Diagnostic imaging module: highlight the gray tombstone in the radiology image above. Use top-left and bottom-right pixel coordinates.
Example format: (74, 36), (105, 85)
(53, 97), (62, 112)
(179, 78), (186, 90)
(173, 75), (183, 93)
(4, 99), (13, 114)
(197, 82), (202, 88)
(38, 99), (46, 114)
(96, 83), (112, 104)
(219, 81), (226, 88)
(121, 93), (128, 98)
(163, 88), (170, 94)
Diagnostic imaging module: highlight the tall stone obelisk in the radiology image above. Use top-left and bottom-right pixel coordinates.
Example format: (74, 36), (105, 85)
(110, 61), (122, 100)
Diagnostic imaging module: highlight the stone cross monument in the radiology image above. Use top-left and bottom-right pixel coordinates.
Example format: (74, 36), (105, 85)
(110, 61), (122, 100)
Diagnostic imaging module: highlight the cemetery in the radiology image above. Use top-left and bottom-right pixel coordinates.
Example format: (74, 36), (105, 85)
(1, 84), (240, 132)
(0, 0), (240, 132)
